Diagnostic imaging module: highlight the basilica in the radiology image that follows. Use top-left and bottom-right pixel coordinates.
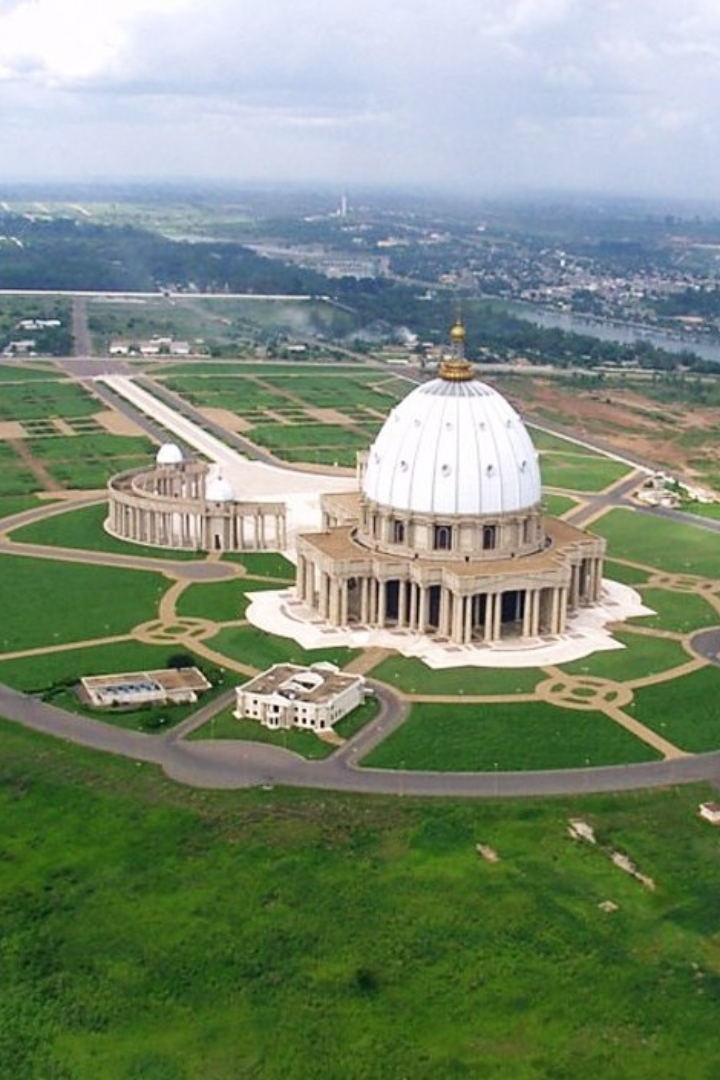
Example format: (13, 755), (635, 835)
(295, 324), (605, 646)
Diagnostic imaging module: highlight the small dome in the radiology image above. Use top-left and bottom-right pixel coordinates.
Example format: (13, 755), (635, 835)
(206, 476), (236, 503)
(363, 377), (541, 516)
(156, 443), (183, 466)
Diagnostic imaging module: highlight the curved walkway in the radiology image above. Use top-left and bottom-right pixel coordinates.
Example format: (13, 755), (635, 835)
(2, 377), (720, 798)
(3, 678), (720, 796)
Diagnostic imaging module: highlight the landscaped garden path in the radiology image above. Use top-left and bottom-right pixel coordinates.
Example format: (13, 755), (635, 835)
(2, 364), (720, 793)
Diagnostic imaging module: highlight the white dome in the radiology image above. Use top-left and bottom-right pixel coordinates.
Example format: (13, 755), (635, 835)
(362, 377), (541, 516)
(206, 476), (236, 502)
(156, 442), (183, 466)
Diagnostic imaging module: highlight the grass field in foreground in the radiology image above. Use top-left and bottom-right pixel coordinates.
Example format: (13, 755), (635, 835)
(361, 701), (660, 771)
(3, 720), (720, 1080)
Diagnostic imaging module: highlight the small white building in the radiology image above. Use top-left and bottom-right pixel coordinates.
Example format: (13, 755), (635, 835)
(234, 662), (365, 733)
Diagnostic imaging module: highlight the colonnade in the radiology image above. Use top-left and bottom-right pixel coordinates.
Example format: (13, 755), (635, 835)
(295, 554), (600, 645)
(106, 469), (286, 552)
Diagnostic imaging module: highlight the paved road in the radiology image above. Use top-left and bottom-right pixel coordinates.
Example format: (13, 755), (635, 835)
(3, 677), (720, 797)
(1, 360), (719, 798)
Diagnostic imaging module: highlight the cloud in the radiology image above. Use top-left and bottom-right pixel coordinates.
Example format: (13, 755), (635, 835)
(1, 0), (720, 197)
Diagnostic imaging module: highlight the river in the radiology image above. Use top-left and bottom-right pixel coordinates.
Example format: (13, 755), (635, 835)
(510, 303), (720, 366)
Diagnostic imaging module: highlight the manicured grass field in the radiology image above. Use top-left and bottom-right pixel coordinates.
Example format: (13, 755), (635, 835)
(0, 379), (100, 420)
(0, 639), (208, 693)
(0, 555), (167, 651)
(192, 697), (380, 755)
(0, 639), (229, 731)
(561, 631), (690, 681)
(538, 452), (632, 492)
(7, 502), (199, 559)
(208, 624), (359, 672)
(361, 701), (660, 771)
(7, 722), (720, 1078)
(629, 666), (720, 752)
(228, 551), (295, 578)
(604, 558), (652, 585)
(593, 508), (720, 577)
(632, 587), (718, 634)
(684, 501), (720, 522)
(370, 655), (542, 696)
(175, 578), (281, 622)
(542, 492), (579, 516)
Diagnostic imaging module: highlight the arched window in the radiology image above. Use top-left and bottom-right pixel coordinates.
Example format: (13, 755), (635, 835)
(482, 525), (497, 551)
(393, 519), (405, 543)
(434, 524), (452, 551)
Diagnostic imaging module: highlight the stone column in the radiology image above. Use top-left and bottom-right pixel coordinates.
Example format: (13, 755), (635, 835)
(551, 586), (560, 634)
(484, 593), (494, 642)
(397, 582), (406, 629)
(378, 580), (387, 626)
(492, 592), (502, 641)
(360, 578), (370, 624)
(409, 583), (418, 632)
(418, 586), (429, 633)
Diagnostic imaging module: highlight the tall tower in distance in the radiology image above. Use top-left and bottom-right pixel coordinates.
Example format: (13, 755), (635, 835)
(339, 193), (348, 219)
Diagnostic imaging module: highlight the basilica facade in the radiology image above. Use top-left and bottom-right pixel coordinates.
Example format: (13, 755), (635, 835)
(296, 325), (605, 646)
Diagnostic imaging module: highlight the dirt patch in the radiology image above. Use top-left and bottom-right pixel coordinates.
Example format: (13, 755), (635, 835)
(52, 418), (76, 436)
(7, 439), (63, 491)
(94, 409), (146, 436)
(0, 421), (27, 439)
(198, 407), (252, 434)
(501, 377), (720, 487)
(306, 407), (355, 426)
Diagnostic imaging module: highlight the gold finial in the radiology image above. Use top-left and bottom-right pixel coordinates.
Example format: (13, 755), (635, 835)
(439, 320), (474, 381)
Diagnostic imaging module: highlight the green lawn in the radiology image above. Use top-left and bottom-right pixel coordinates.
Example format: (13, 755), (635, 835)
(190, 706), (335, 759)
(0, 380), (100, 420)
(370, 655), (542, 696)
(7, 723), (720, 1078)
(542, 492), (579, 516)
(632, 588), (718, 634)
(538, 452), (632, 492)
(192, 696), (380, 754)
(593, 509), (720, 576)
(7, 502), (199, 559)
(560, 631), (690, 681)
(175, 578), (281, 622)
(604, 558), (652, 585)
(362, 701), (660, 771)
(0, 639), (211, 693)
(683, 501), (720, 522)
(208, 624), (359, 672)
(227, 551), (295, 579)
(629, 666), (720, 752)
(0, 555), (167, 651)
(0, 639), (231, 731)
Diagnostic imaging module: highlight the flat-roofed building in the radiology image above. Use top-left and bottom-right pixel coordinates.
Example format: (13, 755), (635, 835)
(234, 662), (365, 732)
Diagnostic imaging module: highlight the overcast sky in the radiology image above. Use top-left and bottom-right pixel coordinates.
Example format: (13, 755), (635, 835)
(2, 0), (720, 199)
